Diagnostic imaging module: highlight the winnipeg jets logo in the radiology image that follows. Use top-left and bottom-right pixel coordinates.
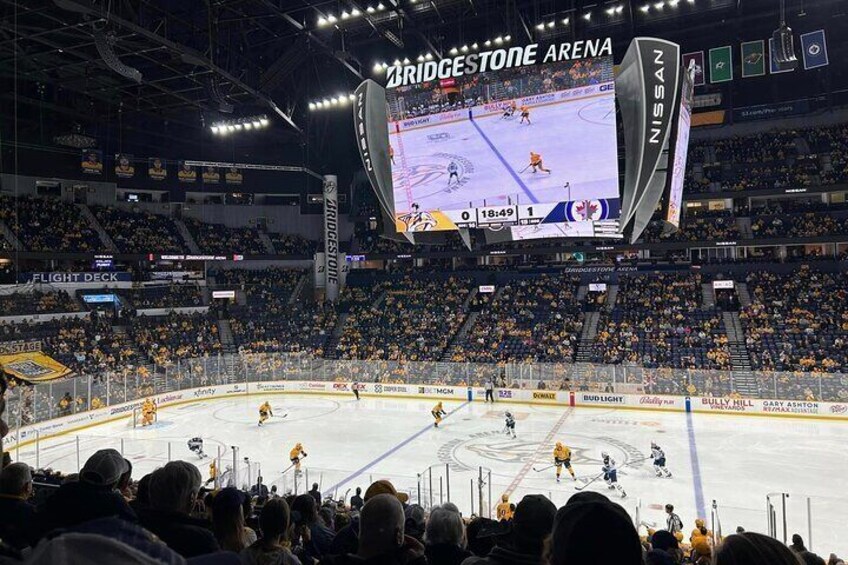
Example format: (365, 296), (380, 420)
(567, 199), (607, 222)
(808, 43), (821, 56)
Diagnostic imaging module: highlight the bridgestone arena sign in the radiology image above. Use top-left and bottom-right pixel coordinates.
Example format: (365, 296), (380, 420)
(323, 175), (340, 301)
(386, 38), (613, 88)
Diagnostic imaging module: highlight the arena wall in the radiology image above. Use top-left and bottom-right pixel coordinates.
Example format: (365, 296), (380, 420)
(6, 381), (847, 452)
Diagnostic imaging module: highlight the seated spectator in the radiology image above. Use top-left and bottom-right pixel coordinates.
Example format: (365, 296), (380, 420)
(92, 205), (187, 253)
(212, 487), (257, 552)
(0, 462), (37, 550)
(647, 530), (682, 565)
(465, 494), (556, 565)
(713, 532), (804, 565)
(0, 194), (102, 252)
(321, 493), (426, 565)
(184, 218), (268, 255)
(791, 534), (826, 565)
(0, 289), (80, 316)
(139, 460), (219, 558)
(292, 493), (335, 561)
(241, 497), (302, 565)
(424, 506), (470, 565)
(37, 448), (136, 535)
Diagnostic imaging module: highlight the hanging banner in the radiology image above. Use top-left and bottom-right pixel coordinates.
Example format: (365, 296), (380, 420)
(682, 51), (705, 86)
(709, 46), (733, 83)
(148, 157), (167, 181)
(769, 38), (795, 74)
(224, 167), (243, 185)
(114, 153), (136, 179)
(178, 161), (198, 183)
(0, 351), (71, 383)
(81, 149), (104, 176)
(202, 166), (220, 185)
(800, 30), (829, 70)
(323, 175), (340, 301)
(741, 40), (766, 77)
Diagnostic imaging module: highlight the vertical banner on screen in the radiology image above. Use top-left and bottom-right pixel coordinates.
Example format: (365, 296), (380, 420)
(81, 149), (103, 175)
(800, 30), (828, 70)
(682, 52), (705, 86)
(741, 40), (766, 77)
(709, 46), (733, 83)
(323, 175), (340, 301)
(148, 157), (167, 181)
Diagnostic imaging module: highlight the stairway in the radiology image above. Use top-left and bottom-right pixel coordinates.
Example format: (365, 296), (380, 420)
(0, 219), (22, 250)
(217, 318), (237, 354)
(289, 273), (310, 305)
(701, 283), (716, 307)
(576, 284), (589, 301)
(442, 311), (480, 360)
(575, 311), (601, 362)
(258, 231), (276, 254)
(604, 285), (619, 310)
(736, 282), (752, 308)
(722, 311), (758, 397)
(78, 204), (118, 252)
(174, 219), (201, 253)
(371, 290), (388, 310)
(462, 286), (478, 310)
(323, 312), (350, 359)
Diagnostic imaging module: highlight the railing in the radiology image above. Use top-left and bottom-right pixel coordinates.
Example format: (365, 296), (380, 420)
(5, 353), (848, 431)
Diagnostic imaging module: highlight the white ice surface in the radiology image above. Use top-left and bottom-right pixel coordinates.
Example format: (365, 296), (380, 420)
(18, 395), (847, 556)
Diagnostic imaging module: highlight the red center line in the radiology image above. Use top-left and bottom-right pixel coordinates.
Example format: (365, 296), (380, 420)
(499, 406), (574, 506)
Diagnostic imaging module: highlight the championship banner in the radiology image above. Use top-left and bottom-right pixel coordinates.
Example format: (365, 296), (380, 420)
(741, 40), (766, 77)
(178, 161), (197, 183)
(323, 175), (340, 301)
(114, 153), (136, 179)
(202, 166), (220, 185)
(224, 167), (243, 185)
(800, 30), (828, 70)
(0, 351), (71, 383)
(81, 149), (103, 175)
(769, 38), (795, 74)
(148, 157), (167, 181)
(682, 52), (705, 86)
(708, 46), (733, 83)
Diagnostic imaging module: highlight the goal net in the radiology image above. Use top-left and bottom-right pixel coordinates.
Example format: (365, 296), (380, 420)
(132, 406), (158, 428)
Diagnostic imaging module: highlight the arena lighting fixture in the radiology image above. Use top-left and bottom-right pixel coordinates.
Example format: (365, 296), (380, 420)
(327, 14), (338, 23)
(377, 2), (385, 8)
(484, 40), (491, 46)
(318, 16), (328, 26)
(351, 8), (361, 16)
(366, 5), (375, 12)
(449, 47), (459, 54)
(655, 1), (664, 8)
(606, 6), (615, 14)
(373, 62), (383, 72)
(417, 54), (424, 62)
(341, 10), (350, 19)
(403, 57), (410, 64)
(393, 59), (401, 66)
(381, 62), (389, 69)
(616, 5), (624, 12)
(640, 4), (650, 11)
(348, 93), (356, 101)
(309, 102), (317, 111)
(425, 52), (434, 60)
(244, 122), (253, 130)
(227, 125), (235, 132)
(259, 118), (269, 126)
(494, 36), (503, 44)
(535, 23), (545, 30)
(211, 126), (220, 134)
(461, 45), (469, 52)
(668, 0), (679, 6)
(583, 11), (591, 19)
(547, 20), (555, 27)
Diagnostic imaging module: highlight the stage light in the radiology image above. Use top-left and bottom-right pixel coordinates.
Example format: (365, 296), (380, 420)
(211, 126), (219, 134)
(494, 36), (503, 44)
(606, 6), (615, 14)
(669, 0), (679, 6)
(484, 40), (492, 46)
(616, 5), (624, 13)
(417, 55), (424, 62)
(309, 103), (317, 111)
(351, 8), (361, 16)
(547, 20), (555, 27)
(583, 11), (592, 19)
(259, 118), (269, 126)
(244, 122), (253, 130)
(562, 17), (570, 24)
(327, 14), (337, 23)
(640, 4), (650, 11)
(317, 16), (328, 26)
(234, 124), (243, 130)
(505, 35), (511, 41)
(381, 62), (388, 69)
(341, 10), (350, 19)
(403, 57), (410, 64)
(377, 2), (385, 9)
(366, 5), (375, 13)
(654, 1), (664, 8)
(349, 93), (356, 101)
(373, 63), (382, 72)
(227, 125), (235, 132)
(425, 52), (434, 60)
(252, 120), (261, 128)
(536, 23), (545, 30)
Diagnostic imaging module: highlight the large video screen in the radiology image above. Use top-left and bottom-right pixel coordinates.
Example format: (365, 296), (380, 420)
(386, 46), (620, 235)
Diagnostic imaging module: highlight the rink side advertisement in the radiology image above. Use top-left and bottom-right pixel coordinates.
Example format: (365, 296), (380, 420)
(381, 38), (622, 240)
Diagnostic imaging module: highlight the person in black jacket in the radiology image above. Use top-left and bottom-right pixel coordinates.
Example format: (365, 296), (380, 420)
(137, 460), (220, 558)
(350, 487), (364, 511)
(0, 463), (38, 549)
(425, 506), (471, 565)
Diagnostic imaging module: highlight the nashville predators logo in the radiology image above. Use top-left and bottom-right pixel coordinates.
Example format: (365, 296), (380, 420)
(398, 203), (437, 232)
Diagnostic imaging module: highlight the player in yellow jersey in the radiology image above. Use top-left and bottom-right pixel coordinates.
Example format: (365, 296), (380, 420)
(289, 442), (307, 474)
(205, 459), (217, 486)
(496, 494), (514, 521)
(258, 401), (273, 426)
(431, 402), (446, 428)
(519, 105), (531, 125)
(141, 398), (156, 427)
(554, 441), (576, 482)
(529, 151), (551, 174)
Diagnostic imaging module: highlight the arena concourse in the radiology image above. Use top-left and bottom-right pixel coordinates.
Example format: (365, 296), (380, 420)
(0, 1), (847, 564)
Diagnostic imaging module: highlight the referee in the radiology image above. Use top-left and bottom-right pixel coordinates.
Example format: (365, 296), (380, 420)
(485, 378), (495, 403)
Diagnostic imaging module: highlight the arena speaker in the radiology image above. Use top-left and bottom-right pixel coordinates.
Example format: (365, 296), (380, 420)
(93, 29), (143, 84)
(616, 37), (682, 243)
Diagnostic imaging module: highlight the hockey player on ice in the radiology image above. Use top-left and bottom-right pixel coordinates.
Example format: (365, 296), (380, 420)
(519, 105), (531, 124)
(602, 451), (627, 498)
(528, 152), (552, 174)
(188, 437), (207, 459)
(504, 411), (516, 438)
(651, 442), (673, 478)
(447, 161), (460, 187)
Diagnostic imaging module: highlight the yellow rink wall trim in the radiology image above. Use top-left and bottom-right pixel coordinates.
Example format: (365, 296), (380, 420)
(9, 384), (847, 452)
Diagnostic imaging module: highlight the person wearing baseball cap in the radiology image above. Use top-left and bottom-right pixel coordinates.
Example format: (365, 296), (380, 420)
(463, 494), (557, 565)
(37, 449), (136, 536)
(330, 480), (411, 557)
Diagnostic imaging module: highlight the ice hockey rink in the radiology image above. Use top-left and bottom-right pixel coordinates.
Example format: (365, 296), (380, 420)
(15, 394), (847, 556)
(391, 91), (619, 214)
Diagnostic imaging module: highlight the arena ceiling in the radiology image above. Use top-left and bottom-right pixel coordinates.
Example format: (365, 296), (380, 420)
(0, 0), (844, 170)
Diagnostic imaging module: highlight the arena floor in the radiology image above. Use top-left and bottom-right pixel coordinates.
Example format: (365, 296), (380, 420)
(18, 395), (847, 556)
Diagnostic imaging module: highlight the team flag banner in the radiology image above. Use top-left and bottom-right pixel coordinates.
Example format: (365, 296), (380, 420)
(769, 38), (795, 74)
(224, 167), (243, 185)
(114, 153), (136, 179)
(801, 30), (829, 70)
(148, 157), (167, 181)
(741, 40), (766, 77)
(682, 52), (705, 86)
(202, 166), (220, 185)
(0, 351), (72, 383)
(177, 161), (197, 183)
(709, 46), (733, 83)
(81, 149), (103, 175)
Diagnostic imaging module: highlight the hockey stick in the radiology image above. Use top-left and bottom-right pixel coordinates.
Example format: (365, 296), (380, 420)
(532, 464), (556, 473)
(518, 164), (531, 173)
(574, 471), (605, 491)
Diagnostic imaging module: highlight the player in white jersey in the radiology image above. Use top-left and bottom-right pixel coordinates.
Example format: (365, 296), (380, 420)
(504, 411), (516, 438)
(187, 437), (207, 459)
(601, 452), (626, 498)
(651, 442), (672, 478)
(447, 161), (460, 186)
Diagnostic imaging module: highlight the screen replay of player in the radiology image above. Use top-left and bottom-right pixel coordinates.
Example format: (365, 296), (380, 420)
(385, 39), (621, 239)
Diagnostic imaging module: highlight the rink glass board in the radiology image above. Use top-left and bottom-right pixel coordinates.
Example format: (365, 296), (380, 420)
(386, 53), (620, 235)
